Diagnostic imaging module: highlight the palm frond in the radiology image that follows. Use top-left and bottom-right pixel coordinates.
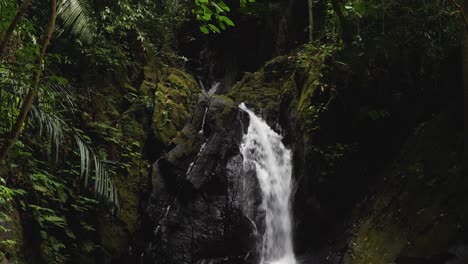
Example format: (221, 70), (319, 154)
(30, 105), (64, 162)
(40, 81), (79, 113)
(74, 133), (119, 210)
(57, 0), (95, 43)
(28, 105), (119, 210)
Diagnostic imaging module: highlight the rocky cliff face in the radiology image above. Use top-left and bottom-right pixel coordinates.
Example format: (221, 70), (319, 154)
(142, 93), (264, 264)
(137, 42), (463, 263)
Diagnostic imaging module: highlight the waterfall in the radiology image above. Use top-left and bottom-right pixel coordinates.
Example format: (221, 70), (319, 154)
(199, 79), (220, 97)
(239, 103), (296, 264)
(199, 107), (208, 134)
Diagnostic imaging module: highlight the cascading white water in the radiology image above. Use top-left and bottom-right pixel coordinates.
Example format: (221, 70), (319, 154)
(239, 103), (296, 264)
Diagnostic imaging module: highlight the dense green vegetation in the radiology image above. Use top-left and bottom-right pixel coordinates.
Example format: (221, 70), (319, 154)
(0, 0), (465, 263)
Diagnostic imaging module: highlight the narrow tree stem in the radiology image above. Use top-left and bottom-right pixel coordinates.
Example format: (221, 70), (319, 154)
(0, 0), (33, 59)
(330, 0), (352, 45)
(451, 0), (468, 28)
(308, 0), (314, 42)
(0, 0), (57, 161)
(463, 0), (468, 168)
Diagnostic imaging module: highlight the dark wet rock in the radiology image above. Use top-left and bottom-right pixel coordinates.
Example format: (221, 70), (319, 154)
(322, 108), (465, 264)
(447, 244), (468, 264)
(144, 95), (259, 264)
(141, 44), (464, 264)
(395, 254), (456, 264)
(194, 255), (253, 264)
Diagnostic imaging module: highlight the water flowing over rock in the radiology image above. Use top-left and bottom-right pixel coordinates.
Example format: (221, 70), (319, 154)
(239, 103), (296, 264)
(143, 96), (261, 264)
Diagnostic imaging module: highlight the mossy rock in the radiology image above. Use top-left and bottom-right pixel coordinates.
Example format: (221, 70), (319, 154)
(139, 80), (157, 96)
(0, 207), (23, 263)
(227, 54), (321, 124)
(263, 55), (294, 81)
(165, 124), (199, 162)
(98, 167), (148, 262)
(120, 112), (145, 141)
(167, 73), (188, 89)
(93, 92), (121, 121)
(152, 67), (201, 146)
(91, 82), (151, 261)
(344, 110), (466, 264)
(98, 217), (129, 260)
(209, 95), (238, 128)
(115, 177), (141, 235)
(143, 65), (159, 83)
(228, 71), (282, 116)
(157, 122), (179, 145)
(124, 82), (138, 93)
(171, 124), (198, 147)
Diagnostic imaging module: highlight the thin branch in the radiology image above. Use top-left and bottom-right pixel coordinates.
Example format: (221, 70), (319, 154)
(0, 0), (33, 59)
(451, 0), (468, 28)
(308, 0), (314, 42)
(0, 0), (57, 161)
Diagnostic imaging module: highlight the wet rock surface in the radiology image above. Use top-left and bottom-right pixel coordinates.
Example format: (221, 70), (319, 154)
(137, 48), (464, 264)
(143, 95), (259, 264)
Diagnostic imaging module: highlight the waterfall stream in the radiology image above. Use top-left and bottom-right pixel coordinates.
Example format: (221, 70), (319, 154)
(239, 103), (296, 264)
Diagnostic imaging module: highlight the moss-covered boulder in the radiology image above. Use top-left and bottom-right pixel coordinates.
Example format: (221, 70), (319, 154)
(152, 67), (201, 146)
(0, 206), (23, 264)
(227, 56), (296, 120)
(342, 109), (466, 264)
(226, 53), (323, 137)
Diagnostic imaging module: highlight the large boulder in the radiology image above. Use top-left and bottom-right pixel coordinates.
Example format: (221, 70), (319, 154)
(144, 95), (260, 264)
(339, 109), (465, 264)
(152, 67), (202, 146)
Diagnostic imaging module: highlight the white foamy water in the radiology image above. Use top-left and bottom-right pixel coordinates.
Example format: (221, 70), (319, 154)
(239, 103), (296, 264)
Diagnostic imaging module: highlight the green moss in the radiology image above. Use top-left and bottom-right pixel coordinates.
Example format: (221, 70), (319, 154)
(348, 193), (462, 264)
(139, 80), (156, 96)
(346, 112), (465, 264)
(143, 65), (159, 83)
(0, 207), (23, 263)
(123, 82), (138, 93)
(93, 92), (121, 121)
(121, 113), (144, 140)
(158, 122), (178, 145)
(167, 73), (188, 89)
(212, 95), (236, 113)
(166, 120), (203, 160)
(98, 217), (128, 259)
(298, 78), (319, 114)
(114, 179), (140, 234)
(83, 74), (153, 261)
(152, 68), (201, 146)
(280, 75), (297, 98)
(227, 52), (323, 124)
(228, 70), (282, 113)
(349, 219), (406, 264)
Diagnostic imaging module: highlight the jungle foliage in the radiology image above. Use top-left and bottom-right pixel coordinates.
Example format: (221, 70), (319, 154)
(0, 0), (464, 263)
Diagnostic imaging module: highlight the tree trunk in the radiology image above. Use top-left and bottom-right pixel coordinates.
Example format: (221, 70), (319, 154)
(0, 0), (33, 59)
(464, 0), (468, 171)
(330, 0), (353, 45)
(308, 0), (314, 42)
(0, 0), (57, 161)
